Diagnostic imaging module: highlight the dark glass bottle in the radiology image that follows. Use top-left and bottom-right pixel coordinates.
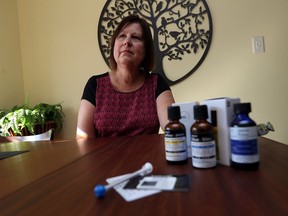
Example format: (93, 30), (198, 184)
(164, 106), (187, 165)
(191, 105), (217, 168)
(230, 103), (259, 170)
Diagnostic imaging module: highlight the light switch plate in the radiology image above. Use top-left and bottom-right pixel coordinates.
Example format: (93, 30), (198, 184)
(252, 36), (265, 54)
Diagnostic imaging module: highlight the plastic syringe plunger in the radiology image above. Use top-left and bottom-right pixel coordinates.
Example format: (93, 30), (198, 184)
(94, 162), (153, 198)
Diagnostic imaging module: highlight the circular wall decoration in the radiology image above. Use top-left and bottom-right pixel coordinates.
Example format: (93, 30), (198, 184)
(98, 0), (213, 86)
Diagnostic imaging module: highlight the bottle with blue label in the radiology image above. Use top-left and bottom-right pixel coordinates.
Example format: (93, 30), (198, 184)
(230, 103), (259, 170)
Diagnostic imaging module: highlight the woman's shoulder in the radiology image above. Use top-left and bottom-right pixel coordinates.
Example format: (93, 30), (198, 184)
(89, 72), (109, 80)
(149, 72), (165, 80)
(148, 72), (171, 97)
(149, 72), (167, 85)
(84, 72), (109, 89)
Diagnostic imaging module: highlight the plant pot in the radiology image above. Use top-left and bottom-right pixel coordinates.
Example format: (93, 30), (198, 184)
(8, 121), (57, 136)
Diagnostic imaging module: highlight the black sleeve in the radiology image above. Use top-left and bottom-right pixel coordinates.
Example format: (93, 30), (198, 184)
(82, 73), (170, 104)
(156, 74), (171, 98)
(81, 76), (97, 106)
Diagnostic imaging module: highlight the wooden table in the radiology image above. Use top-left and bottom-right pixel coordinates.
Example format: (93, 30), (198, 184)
(0, 135), (287, 216)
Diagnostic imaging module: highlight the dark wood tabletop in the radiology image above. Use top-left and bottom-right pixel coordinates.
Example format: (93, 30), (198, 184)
(0, 135), (287, 216)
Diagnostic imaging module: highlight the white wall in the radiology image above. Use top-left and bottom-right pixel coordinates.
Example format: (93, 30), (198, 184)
(2, 0), (287, 144)
(0, 0), (24, 108)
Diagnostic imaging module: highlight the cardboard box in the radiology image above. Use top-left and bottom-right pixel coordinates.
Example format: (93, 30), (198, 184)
(203, 97), (241, 166)
(172, 102), (196, 158)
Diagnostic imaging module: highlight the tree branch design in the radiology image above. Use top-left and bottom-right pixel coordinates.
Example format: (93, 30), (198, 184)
(98, 0), (212, 85)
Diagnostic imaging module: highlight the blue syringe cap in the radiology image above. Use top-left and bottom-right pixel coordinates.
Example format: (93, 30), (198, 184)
(94, 185), (106, 198)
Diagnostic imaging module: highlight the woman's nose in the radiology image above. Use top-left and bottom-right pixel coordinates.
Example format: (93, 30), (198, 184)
(123, 37), (131, 46)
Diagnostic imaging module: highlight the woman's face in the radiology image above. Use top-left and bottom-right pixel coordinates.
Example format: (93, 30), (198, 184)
(113, 23), (145, 69)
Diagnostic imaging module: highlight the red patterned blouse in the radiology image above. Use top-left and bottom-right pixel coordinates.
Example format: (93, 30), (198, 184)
(81, 72), (170, 137)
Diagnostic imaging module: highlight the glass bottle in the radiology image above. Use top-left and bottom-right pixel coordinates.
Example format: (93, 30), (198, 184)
(191, 105), (217, 168)
(230, 103), (259, 170)
(164, 106), (187, 165)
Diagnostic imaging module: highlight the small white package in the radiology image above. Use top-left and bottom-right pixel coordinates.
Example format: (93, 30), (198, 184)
(203, 97), (241, 166)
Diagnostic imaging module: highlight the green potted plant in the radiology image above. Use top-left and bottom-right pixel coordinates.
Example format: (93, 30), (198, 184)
(0, 102), (64, 137)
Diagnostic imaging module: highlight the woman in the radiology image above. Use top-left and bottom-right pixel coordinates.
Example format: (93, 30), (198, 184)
(76, 15), (175, 138)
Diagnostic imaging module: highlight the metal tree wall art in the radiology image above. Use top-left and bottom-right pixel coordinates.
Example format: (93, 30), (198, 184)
(98, 0), (213, 86)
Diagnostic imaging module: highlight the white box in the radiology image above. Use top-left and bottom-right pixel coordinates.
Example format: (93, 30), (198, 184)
(203, 97), (241, 166)
(172, 102), (196, 158)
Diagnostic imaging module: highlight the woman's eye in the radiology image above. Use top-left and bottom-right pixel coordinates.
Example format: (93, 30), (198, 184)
(118, 34), (126, 39)
(132, 36), (141, 41)
(117, 34), (142, 42)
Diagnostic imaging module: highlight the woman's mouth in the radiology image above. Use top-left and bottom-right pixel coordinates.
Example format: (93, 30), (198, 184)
(121, 50), (133, 54)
